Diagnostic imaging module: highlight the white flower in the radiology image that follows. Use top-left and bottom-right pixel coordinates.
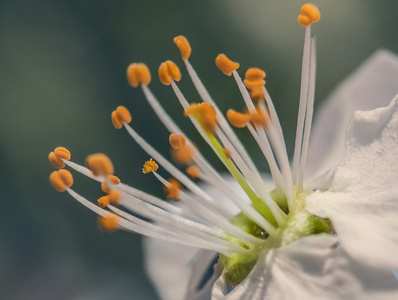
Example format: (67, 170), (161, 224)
(48, 3), (398, 300)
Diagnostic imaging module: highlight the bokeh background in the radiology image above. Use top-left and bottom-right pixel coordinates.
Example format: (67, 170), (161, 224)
(1, 0), (398, 299)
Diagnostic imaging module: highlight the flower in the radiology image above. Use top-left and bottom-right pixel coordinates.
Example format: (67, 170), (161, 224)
(48, 3), (398, 300)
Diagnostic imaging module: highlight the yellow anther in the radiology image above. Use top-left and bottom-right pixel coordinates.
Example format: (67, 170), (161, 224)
(244, 79), (266, 90)
(250, 89), (264, 103)
(98, 195), (110, 208)
(169, 133), (186, 150)
(186, 166), (201, 180)
(173, 35), (191, 60)
(158, 60), (181, 86)
(245, 68), (266, 81)
(101, 175), (121, 193)
(171, 145), (194, 166)
(223, 147), (232, 159)
(163, 178), (182, 201)
(49, 169), (73, 192)
(226, 109), (251, 128)
(108, 190), (121, 206)
(86, 153), (114, 176)
(111, 106), (132, 129)
(126, 63), (151, 87)
(49, 146), (71, 169)
(98, 215), (119, 232)
(298, 3), (321, 27)
(142, 158), (158, 174)
(250, 110), (268, 126)
(215, 54), (240, 76)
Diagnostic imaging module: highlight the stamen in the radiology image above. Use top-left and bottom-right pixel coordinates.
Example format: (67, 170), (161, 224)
(173, 35), (191, 60)
(186, 165), (201, 180)
(86, 153), (114, 176)
(163, 178), (182, 200)
(142, 159), (159, 174)
(126, 63), (151, 87)
(298, 38), (317, 191)
(292, 3), (320, 185)
(158, 60), (182, 86)
(111, 106), (132, 129)
(49, 169), (73, 192)
(97, 195), (110, 208)
(215, 54), (240, 76)
(297, 3), (321, 27)
(169, 133), (186, 149)
(108, 190), (121, 206)
(49, 146), (71, 169)
(98, 215), (120, 232)
(244, 68), (266, 91)
(171, 145), (195, 166)
(250, 109), (268, 126)
(101, 175), (121, 193)
(226, 109), (251, 128)
(250, 89), (264, 103)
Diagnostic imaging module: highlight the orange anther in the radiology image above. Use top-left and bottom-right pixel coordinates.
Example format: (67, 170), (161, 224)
(226, 109), (251, 128)
(250, 89), (264, 103)
(101, 175), (121, 193)
(49, 169), (73, 192)
(171, 145), (194, 166)
(98, 215), (119, 232)
(126, 63), (151, 87)
(223, 147), (232, 159)
(186, 166), (201, 180)
(173, 36), (191, 60)
(111, 106), (132, 129)
(163, 178), (182, 201)
(142, 158), (158, 174)
(169, 133), (186, 150)
(49, 146), (71, 169)
(108, 190), (121, 206)
(86, 153), (114, 176)
(244, 79), (266, 90)
(201, 103), (217, 132)
(245, 68), (266, 81)
(158, 60), (181, 86)
(298, 4), (320, 27)
(250, 110), (268, 126)
(185, 102), (217, 132)
(215, 54), (240, 76)
(98, 195), (110, 208)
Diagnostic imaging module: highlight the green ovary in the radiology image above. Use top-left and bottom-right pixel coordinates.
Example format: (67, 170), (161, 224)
(220, 189), (333, 286)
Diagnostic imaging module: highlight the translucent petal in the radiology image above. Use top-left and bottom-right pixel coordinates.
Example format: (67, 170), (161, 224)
(307, 97), (398, 268)
(306, 50), (398, 179)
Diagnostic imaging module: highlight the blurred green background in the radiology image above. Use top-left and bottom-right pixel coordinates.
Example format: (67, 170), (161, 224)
(1, 0), (398, 299)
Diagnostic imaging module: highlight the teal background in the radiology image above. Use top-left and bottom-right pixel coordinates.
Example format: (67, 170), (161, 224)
(1, 0), (398, 299)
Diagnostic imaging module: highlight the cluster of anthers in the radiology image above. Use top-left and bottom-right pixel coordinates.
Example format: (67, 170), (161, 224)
(49, 4), (329, 285)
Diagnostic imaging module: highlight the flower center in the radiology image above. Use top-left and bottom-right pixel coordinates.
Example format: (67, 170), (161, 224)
(220, 189), (333, 286)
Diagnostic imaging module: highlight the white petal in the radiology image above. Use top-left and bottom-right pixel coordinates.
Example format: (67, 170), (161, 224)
(212, 234), (398, 300)
(143, 237), (203, 300)
(306, 50), (398, 179)
(307, 97), (398, 268)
